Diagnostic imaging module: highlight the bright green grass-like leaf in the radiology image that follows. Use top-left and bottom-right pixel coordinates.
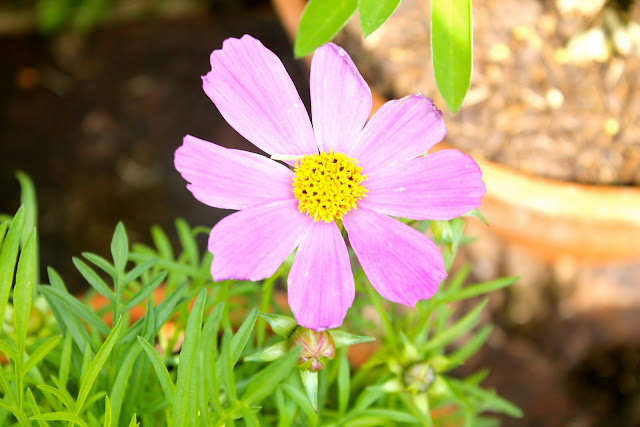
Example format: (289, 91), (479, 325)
(358, 0), (401, 37)
(220, 329), (238, 406)
(128, 414), (138, 427)
(109, 343), (143, 426)
(295, 0), (358, 57)
(0, 338), (18, 361)
(31, 411), (89, 427)
(330, 330), (376, 348)
(445, 377), (523, 418)
(82, 253), (116, 279)
(110, 222), (129, 277)
(422, 299), (488, 354)
(431, 0), (473, 113)
(201, 303), (224, 415)
(26, 388), (48, 427)
(175, 218), (199, 266)
(281, 383), (319, 423)
(16, 172), (37, 248)
(72, 258), (115, 303)
(0, 205), (25, 332)
(38, 286), (110, 336)
(24, 335), (62, 373)
(103, 396), (111, 427)
(0, 222), (7, 247)
(138, 336), (176, 407)
(230, 307), (258, 364)
(244, 341), (287, 363)
(435, 276), (519, 305)
(151, 225), (174, 260)
(59, 332), (73, 389)
(37, 384), (75, 412)
(75, 317), (123, 415)
(121, 270), (166, 312)
(173, 289), (207, 426)
(243, 347), (300, 406)
(338, 352), (350, 415)
(448, 324), (493, 367)
(121, 258), (157, 289)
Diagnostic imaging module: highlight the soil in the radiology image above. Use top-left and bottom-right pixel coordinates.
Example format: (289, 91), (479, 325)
(335, 0), (640, 185)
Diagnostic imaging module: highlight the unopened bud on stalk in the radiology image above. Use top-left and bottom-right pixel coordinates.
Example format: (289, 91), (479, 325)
(404, 363), (436, 393)
(288, 326), (336, 372)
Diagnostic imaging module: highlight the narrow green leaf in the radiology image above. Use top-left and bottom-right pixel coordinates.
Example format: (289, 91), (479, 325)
(299, 370), (319, 413)
(31, 412), (89, 427)
(38, 286), (110, 336)
(75, 317), (123, 415)
(175, 218), (198, 266)
(448, 325), (492, 367)
(243, 348), (300, 405)
(436, 276), (518, 305)
(201, 303), (224, 415)
(72, 258), (115, 303)
(219, 330), (237, 405)
(258, 312), (297, 338)
(431, 0), (473, 112)
(281, 383), (319, 423)
(173, 289), (207, 426)
(244, 341), (287, 362)
(338, 352), (350, 415)
(357, 408), (420, 424)
(151, 225), (174, 260)
(121, 258), (157, 288)
(358, 0), (401, 37)
(138, 336), (176, 406)
(16, 172), (37, 248)
(421, 299), (488, 354)
(0, 205), (25, 332)
(128, 414), (138, 427)
(121, 271), (166, 313)
(82, 253), (116, 279)
(0, 222), (8, 248)
(26, 388), (48, 427)
(230, 307), (258, 363)
(37, 385), (75, 412)
(0, 338), (18, 361)
(59, 332), (73, 389)
(295, 0), (358, 57)
(103, 396), (111, 427)
(109, 344), (142, 426)
(110, 222), (129, 276)
(24, 335), (62, 373)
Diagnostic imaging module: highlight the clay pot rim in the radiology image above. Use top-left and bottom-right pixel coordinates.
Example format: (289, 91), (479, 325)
(270, 0), (640, 227)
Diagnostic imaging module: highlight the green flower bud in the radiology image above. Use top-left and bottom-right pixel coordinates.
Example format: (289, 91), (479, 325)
(404, 363), (436, 393)
(289, 327), (336, 372)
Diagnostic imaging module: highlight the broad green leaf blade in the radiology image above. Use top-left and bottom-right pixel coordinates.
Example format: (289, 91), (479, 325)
(110, 222), (129, 276)
(173, 289), (207, 426)
(299, 370), (318, 413)
(138, 336), (176, 406)
(358, 0), (401, 38)
(295, 0), (358, 57)
(75, 317), (123, 415)
(0, 205), (25, 332)
(24, 335), (62, 373)
(242, 348), (300, 406)
(431, 0), (473, 113)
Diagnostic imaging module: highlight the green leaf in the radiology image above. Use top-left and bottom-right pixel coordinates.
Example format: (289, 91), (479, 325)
(219, 330), (238, 405)
(110, 222), (129, 276)
(281, 383), (319, 423)
(37, 384), (75, 412)
(31, 412), (89, 427)
(358, 0), (401, 37)
(173, 289), (207, 426)
(74, 317), (123, 415)
(26, 388), (48, 427)
(230, 307), (258, 363)
(72, 258), (115, 303)
(38, 286), (111, 336)
(464, 208), (488, 225)
(295, 0), (358, 57)
(151, 225), (174, 260)
(82, 253), (116, 279)
(258, 312), (297, 338)
(421, 299), (488, 354)
(242, 347), (300, 406)
(121, 270), (166, 312)
(15, 229), (37, 359)
(0, 205), (25, 332)
(431, 0), (473, 113)
(103, 396), (111, 427)
(138, 336), (176, 406)
(121, 258), (157, 289)
(175, 218), (198, 266)
(299, 370), (319, 413)
(337, 352), (350, 415)
(128, 414), (138, 427)
(24, 335), (62, 373)
(109, 343), (142, 426)
(0, 338), (18, 361)
(330, 330), (376, 348)
(435, 276), (518, 305)
(448, 324), (492, 367)
(59, 332), (73, 389)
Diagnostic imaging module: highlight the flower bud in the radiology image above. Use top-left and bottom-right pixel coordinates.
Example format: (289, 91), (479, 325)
(288, 327), (336, 372)
(404, 363), (436, 393)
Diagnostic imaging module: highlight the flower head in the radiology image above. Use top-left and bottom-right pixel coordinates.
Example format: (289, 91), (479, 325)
(175, 35), (485, 331)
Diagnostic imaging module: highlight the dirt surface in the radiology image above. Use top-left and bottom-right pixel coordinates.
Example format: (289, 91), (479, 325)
(336, 0), (640, 185)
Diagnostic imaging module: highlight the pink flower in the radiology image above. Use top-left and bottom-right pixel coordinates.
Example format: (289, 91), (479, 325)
(175, 35), (485, 331)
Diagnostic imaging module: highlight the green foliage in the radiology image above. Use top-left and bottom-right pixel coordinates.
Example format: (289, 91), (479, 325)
(0, 176), (521, 425)
(431, 0), (473, 113)
(295, 0), (358, 57)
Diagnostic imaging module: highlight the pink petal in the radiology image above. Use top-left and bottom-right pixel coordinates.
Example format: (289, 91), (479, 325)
(349, 94), (446, 174)
(310, 43), (372, 154)
(175, 135), (295, 210)
(209, 200), (313, 281)
(288, 221), (354, 331)
(361, 149), (486, 220)
(203, 35), (317, 156)
(343, 207), (445, 307)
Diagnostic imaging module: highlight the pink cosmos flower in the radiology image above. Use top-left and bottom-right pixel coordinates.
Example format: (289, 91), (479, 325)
(175, 35), (485, 331)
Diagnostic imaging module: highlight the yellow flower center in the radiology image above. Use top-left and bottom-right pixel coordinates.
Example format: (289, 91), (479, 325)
(292, 151), (368, 222)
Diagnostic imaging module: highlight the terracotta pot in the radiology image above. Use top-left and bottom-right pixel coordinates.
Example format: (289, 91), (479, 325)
(270, 0), (640, 265)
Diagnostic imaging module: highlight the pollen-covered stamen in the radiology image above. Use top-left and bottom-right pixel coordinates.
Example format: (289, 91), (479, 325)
(292, 151), (368, 222)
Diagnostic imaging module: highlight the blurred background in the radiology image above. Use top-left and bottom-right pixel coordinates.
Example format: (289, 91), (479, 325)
(1, 0), (639, 425)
